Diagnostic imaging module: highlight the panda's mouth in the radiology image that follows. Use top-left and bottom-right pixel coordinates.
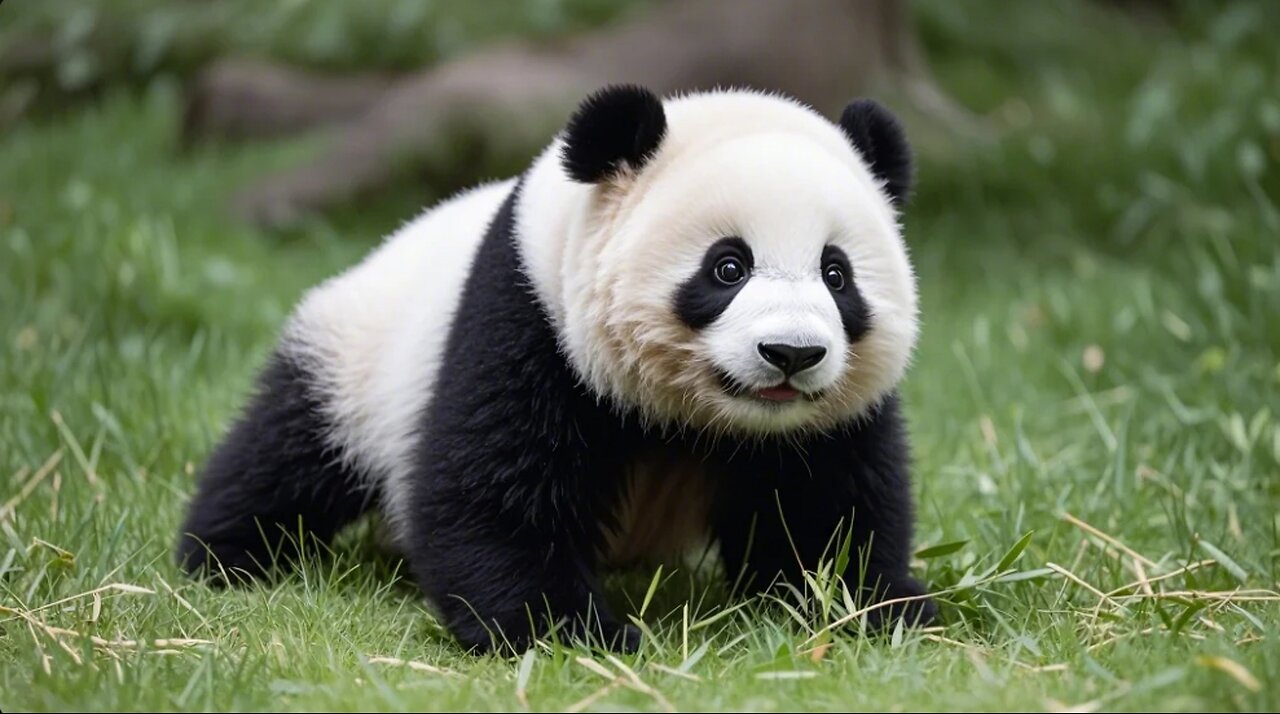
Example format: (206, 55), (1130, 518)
(714, 370), (816, 404)
(756, 385), (801, 402)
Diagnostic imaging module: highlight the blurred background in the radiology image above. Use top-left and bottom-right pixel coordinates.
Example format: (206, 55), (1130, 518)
(1, 2), (1279, 709)
(4, 0), (1275, 232)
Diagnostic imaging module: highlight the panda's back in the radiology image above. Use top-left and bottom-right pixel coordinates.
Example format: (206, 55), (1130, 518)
(284, 179), (516, 528)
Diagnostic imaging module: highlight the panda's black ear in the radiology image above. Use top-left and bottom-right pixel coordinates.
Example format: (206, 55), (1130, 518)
(560, 84), (667, 184)
(837, 99), (913, 207)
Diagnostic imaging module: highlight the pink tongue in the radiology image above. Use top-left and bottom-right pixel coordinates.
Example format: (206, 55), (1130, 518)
(757, 385), (800, 402)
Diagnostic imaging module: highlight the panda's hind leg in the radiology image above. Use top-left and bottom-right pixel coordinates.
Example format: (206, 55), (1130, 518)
(175, 347), (372, 584)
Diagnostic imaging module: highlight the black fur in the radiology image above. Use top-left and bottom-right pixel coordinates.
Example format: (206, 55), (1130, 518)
(561, 84), (667, 184)
(674, 236), (754, 330)
(822, 244), (872, 341)
(710, 393), (935, 630)
(837, 99), (914, 207)
(175, 349), (372, 582)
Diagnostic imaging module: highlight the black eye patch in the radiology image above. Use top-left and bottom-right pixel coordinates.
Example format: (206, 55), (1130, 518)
(822, 245), (871, 341)
(674, 237), (753, 330)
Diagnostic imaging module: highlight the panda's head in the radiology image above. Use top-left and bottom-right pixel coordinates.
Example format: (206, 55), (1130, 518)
(517, 85), (919, 437)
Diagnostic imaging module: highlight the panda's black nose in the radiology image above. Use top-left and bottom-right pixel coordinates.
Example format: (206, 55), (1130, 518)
(757, 343), (827, 377)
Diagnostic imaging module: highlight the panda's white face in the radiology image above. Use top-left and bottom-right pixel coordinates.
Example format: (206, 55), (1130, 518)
(598, 132), (916, 435)
(517, 90), (919, 437)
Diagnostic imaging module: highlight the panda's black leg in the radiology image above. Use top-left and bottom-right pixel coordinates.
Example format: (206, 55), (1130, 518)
(714, 394), (936, 631)
(408, 484), (638, 654)
(404, 379), (639, 654)
(176, 348), (372, 583)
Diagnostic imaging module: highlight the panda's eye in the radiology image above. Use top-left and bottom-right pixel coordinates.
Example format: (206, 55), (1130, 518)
(823, 263), (846, 291)
(714, 256), (746, 285)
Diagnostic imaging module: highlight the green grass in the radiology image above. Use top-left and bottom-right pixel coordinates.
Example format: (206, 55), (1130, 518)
(2, 0), (1279, 710)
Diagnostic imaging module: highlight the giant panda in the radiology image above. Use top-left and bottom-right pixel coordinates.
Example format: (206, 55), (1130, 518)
(176, 84), (935, 654)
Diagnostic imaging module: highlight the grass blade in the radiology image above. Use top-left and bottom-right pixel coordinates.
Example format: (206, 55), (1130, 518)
(1170, 600), (1207, 635)
(994, 567), (1055, 583)
(515, 648), (536, 707)
(1196, 539), (1248, 583)
(915, 540), (968, 559)
(997, 531), (1035, 572)
(639, 565), (663, 617)
(678, 640), (711, 674)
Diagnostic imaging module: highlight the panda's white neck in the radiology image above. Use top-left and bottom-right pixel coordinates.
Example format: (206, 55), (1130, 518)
(513, 140), (625, 407)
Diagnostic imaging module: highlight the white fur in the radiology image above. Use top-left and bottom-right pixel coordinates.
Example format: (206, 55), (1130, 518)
(284, 179), (513, 530)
